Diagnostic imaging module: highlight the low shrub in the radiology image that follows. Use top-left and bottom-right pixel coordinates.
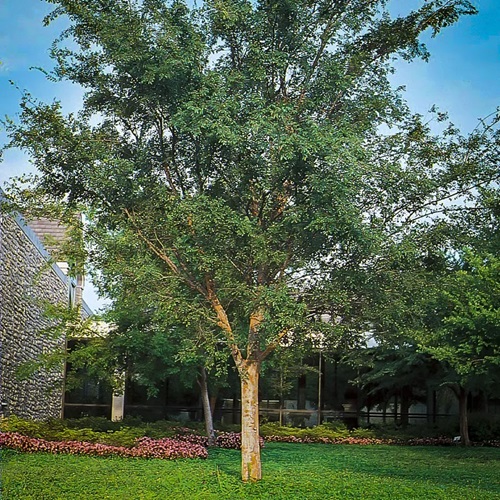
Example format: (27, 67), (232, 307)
(0, 416), (58, 439)
(63, 416), (123, 432)
(175, 431), (265, 450)
(263, 434), (394, 446)
(0, 418), (265, 452)
(263, 434), (303, 444)
(142, 421), (187, 439)
(331, 436), (395, 446)
(0, 418), (146, 448)
(298, 424), (350, 441)
(98, 427), (146, 447)
(350, 427), (377, 439)
(4, 416), (500, 453)
(468, 413), (500, 442)
(56, 428), (102, 443)
(260, 422), (301, 438)
(213, 422), (241, 433)
(407, 437), (455, 446)
(320, 420), (349, 432)
(260, 423), (373, 442)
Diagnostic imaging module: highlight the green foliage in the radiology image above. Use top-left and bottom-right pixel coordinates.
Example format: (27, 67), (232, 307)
(468, 414), (500, 442)
(55, 428), (103, 443)
(0, 416), (59, 439)
(0, 417), (387, 445)
(365, 422), (452, 441)
(260, 422), (365, 440)
(350, 427), (376, 439)
(259, 422), (299, 437)
(0, 416), (140, 447)
(5, 0), (492, 370)
(297, 424), (350, 440)
(417, 251), (500, 383)
(0, 417), (209, 447)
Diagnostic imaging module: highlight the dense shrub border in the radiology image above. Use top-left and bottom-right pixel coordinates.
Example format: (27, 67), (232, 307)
(264, 434), (396, 445)
(1, 417), (499, 461)
(263, 434), (500, 447)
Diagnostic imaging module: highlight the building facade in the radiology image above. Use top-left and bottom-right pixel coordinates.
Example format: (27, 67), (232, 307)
(0, 197), (91, 420)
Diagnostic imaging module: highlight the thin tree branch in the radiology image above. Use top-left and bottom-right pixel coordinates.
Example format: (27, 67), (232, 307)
(259, 328), (289, 361)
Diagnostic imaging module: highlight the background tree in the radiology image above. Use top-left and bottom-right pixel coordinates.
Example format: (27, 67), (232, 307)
(415, 187), (500, 444)
(361, 185), (500, 444)
(88, 224), (231, 444)
(416, 249), (500, 445)
(353, 345), (442, 428)
(7, 0), (498, 481)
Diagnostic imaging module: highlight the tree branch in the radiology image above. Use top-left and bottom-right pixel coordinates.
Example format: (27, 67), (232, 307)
(205, 276), (243, 367)
(259, 328), (289, 362)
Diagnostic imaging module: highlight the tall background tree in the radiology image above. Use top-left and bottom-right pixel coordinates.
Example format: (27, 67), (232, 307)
(357, 184), (500, 445)
(415, 188), (500, 444)
(90, 224), (231, 444)
(6, 0), (499, 481)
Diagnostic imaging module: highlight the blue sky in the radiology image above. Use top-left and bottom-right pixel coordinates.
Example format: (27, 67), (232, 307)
(1, 0), (499, 181)
(390, 0), (500, 131)
(1, 0), (499, 308)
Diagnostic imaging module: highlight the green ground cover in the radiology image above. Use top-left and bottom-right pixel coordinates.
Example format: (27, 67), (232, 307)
(1, 443), (499, 499)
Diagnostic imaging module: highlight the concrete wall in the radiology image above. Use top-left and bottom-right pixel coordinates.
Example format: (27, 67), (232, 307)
(0, 210), (71, 420)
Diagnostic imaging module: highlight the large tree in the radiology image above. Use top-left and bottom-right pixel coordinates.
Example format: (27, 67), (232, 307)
(7, 0), (498, 481)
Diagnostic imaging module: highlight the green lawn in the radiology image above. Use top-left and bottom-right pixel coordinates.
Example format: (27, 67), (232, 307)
(1, 443), (499, 499)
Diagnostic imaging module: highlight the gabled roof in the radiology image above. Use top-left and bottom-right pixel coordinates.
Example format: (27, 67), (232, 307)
(0, 188), (93, 317)
(28, 218), (69, 255)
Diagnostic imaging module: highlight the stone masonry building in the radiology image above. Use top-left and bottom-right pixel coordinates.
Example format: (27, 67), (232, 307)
(0, 195), (91, 420)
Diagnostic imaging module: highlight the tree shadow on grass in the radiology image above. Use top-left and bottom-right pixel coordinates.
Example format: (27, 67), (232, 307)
(207, 447), (242, 479)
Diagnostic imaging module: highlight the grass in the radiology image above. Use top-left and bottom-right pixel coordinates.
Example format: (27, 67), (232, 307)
(1, 443), (499, 499)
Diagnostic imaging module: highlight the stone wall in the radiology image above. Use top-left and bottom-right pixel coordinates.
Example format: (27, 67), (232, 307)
(0, 211), (70, 420)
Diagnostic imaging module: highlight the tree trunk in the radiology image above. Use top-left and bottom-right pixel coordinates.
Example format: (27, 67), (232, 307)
(210, 394), (217, 419)
(426, 385), (435, 424)
(393, 393), (398, 424)
(400, 386), (411, 428)
(317, 350), (324, 425)
(240, 359), (261, 482)
(297, 373), (306, 410)
(199, 366), (216, 446)
(279, 370), (284, 426)
(458, 386), (471, 446)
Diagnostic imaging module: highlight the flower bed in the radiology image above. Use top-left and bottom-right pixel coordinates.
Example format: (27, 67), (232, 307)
(0, 432), (208, 459)
(2, 417), (499, 461)
(263, 434), (400, 445)
(263, 434), (500, 447)
(0, 430), (265, 459)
